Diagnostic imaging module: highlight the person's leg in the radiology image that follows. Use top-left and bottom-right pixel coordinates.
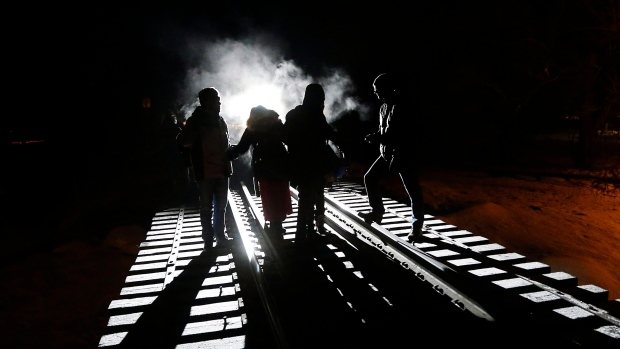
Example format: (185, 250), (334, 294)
(313, 175), (327, 235)
(185, 169), (200, 205)
(295, 179), (313, 241)
(268, 220), (285, 242)
(259, 179), (291, 235)
(400, 168), (425, 241)
(275, 179), (293, 218)
(254, 176), (261, 197)
(197, 179), (215, 247)
(361, 156), (389, 223)
(270, 220), (283, 230)
(213, 177), (230, 241)
(258, 179), (275, 222)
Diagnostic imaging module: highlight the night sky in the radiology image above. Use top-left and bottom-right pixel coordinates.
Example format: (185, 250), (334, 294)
(1, 0), (616, 260)
(7, 1), (618, 173)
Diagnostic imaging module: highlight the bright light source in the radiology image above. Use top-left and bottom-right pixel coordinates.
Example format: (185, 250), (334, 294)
(224, 84), (286, 121)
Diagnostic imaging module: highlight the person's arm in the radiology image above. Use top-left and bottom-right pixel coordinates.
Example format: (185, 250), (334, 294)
(364, 124), (381, 143)
(381, 104), (412, 148)
(369, 103), (408, 146)
(364, 104), (385, 144)
(227, 129), (253, 160)
(281, 114), (294, 146)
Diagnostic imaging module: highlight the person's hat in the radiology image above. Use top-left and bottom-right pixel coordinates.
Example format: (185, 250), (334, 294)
(302, 83), (325, 105)
(373, 73), (396, 89)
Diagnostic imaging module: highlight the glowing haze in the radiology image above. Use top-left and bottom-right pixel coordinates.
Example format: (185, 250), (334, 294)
(178, 35), (367, 142)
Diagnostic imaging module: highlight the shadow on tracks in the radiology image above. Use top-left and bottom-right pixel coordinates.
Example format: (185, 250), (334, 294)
(111, 250), (227, 348)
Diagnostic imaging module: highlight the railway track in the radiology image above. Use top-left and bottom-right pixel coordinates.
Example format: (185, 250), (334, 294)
(98, 179), (619, 348)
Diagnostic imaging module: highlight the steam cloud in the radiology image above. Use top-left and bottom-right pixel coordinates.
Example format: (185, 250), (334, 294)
(177, 34), (368, 143)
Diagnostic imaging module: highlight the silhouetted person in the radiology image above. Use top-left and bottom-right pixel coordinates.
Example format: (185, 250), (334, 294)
(178, 87), (233, 250)
(360, 73), (426, 242)
(157, 108), (186, 206)
(175, 109), (200, 206)
(228, 105), (293, 241)
(283, 83), (340, 244)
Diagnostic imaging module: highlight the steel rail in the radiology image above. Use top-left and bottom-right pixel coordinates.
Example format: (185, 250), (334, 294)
(313, 187), (498, 322)
(231, 179), (619, 346)
(238, 182), (289, 278)
(228, 189), (290, 349)
(374, 195), (620, 328)
(319, 180), (620, 345)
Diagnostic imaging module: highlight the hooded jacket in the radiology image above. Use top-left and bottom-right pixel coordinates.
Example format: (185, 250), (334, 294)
(177, 106), (233, 181)
(228, 106), (290, 181)
(368, 95), (423, 171)
(283, 103), (338, 179)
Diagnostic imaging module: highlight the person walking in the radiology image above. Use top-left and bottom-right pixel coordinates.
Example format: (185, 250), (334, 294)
(360, 72), (426, 242)
(177, 87), (234, 250)
(228, 105), (293, 242)
(283, 83), (341, 244)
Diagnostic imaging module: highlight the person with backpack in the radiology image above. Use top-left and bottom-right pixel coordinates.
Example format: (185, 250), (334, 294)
(177, 87), (234, 250)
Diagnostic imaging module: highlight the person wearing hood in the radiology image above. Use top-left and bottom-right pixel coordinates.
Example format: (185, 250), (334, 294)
(360, 72), (426, 242)
(228, 105), (293, 241)
(177, 87), (234, 250)
(282, 83), (341, 244)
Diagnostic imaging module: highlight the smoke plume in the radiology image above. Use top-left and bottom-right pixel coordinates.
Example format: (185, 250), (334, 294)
(178, 34), (367, 143)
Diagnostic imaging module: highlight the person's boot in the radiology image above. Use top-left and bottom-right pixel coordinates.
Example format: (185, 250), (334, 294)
(202, 227), (215, 251)
(407, 227), (424, 243)
(294, 221), (308, 245)
(359, 210), (383, 224)
(270, 220), (281, 230)
(269, 221), (285, 242)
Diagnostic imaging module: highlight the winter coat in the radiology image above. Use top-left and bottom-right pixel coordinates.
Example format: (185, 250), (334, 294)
(177, 106), (233, 181)
(228, 108), (290, 181)
(282, 104), (339, 180)
(367, 100), (422, 172)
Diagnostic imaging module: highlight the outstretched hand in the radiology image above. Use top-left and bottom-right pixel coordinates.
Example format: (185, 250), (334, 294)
(364, 133), (379, 144)
(226, 145), (238, 160)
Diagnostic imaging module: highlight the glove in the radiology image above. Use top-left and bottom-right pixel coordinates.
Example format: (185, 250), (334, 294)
(226, 145), (238, 160)
(364, 132), (380, 144)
